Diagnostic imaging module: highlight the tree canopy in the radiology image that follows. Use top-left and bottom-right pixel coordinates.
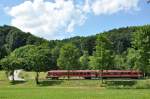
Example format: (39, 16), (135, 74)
(0, 45), (53, 84)
(57, 43), (80, 70)
(131, 26), (150, 74)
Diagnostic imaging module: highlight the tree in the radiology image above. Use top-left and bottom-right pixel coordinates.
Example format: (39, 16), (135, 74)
(57, 43), (80, 78)
(89, 35), (113, 82)
(79, 51), (89, 69)
(90, 35), (113, 70)
(132, 26), (150, 75)
(114, 54), (127, 70)
(1, 45), (53, 84)
(24, 45), (52, 84)
(28, 46), (52, 84)
(126, 48), (139, 70)
(51, 46), (60, 69)
(89, 53), (101, 70)
(0, 55), (25, 82)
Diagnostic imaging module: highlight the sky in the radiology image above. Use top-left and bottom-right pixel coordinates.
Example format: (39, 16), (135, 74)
(0, 0), (150, 40)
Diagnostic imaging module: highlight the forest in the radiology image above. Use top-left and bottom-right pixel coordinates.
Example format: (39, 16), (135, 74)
(0, 25), (150, 83)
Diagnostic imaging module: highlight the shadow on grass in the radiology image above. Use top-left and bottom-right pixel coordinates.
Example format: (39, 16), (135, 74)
(10, 81), (26, 85)
(38, 80), (63, 86)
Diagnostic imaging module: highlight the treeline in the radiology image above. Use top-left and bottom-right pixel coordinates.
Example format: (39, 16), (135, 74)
(0, 25), (150, 84)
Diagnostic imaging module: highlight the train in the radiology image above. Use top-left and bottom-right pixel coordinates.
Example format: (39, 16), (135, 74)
(46, 70), (143, 79)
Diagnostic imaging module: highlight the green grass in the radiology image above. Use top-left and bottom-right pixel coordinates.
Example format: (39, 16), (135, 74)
(0, 71), (150, 99)
(0, 88), (150, 99)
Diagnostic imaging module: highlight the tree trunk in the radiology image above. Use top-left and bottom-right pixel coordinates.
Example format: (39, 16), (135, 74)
(67, 65), (70, 80)
(101, 70), (104, 84)
(67, 70), (70, 80)
(12, 70), (15, 82)
(5, 71), (9, 80)
(143, 72), (146, 78)
(35, 72), (39, 84)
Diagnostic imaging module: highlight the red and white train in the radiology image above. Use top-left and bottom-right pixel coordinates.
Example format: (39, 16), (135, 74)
(46, 70), (143, 79)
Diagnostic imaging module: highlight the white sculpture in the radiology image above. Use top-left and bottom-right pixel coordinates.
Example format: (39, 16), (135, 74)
(9, 70), (25, 81)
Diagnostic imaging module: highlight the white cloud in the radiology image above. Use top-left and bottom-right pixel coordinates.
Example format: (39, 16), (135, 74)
(7, 0), (139, 40)
(82, 0), (91, 13)
(7, 0), (87, 39)
(91, 0), (139, 15)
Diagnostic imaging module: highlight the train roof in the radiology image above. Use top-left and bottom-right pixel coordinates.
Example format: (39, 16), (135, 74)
(48, 70), (141, 73)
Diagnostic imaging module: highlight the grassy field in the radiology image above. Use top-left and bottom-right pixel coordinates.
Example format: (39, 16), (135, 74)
(0, 71), (150, 99)
(0, 88), (150, 99)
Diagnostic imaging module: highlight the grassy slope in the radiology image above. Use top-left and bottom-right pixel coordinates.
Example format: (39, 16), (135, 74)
(0, 71), (150, 99)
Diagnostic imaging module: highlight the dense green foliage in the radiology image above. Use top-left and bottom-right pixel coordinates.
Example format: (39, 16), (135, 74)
(127, 26), (150, 75)
(0, 24), (150, 77)
(89, 35), (114, 70)
(57, 43), (80, 70)
(79, 51), (89, 69)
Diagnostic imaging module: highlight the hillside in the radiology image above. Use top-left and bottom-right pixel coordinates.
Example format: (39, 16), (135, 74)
(0, 25), (48, 59)
(59, 26), (139, 55)
(0, 25), (149, 59)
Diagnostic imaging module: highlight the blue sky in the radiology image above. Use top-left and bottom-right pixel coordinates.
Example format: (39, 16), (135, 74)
(0, 0), (150, 40)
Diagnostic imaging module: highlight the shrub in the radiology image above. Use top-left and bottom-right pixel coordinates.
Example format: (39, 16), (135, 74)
(133, 79), (150, 89)
(106, 80), (136, 85)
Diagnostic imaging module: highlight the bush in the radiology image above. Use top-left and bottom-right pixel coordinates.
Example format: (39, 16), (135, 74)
(105, 80), (136, 89)
(106, 80), (137, 89)
(106, 79), (150, 89)
(133, 79), (150, 89)
(106, 80), (136, 85)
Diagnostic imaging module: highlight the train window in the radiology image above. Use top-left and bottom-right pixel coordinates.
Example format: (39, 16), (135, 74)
(108, 72), (115, 75)
(53, 73), (56, 75)
(102, 72), (106, 74)
(64, 72), (68, 75)
(113, 72), (119, 75)
(121, 72), (126, 74)
(102, 72), (108, 75)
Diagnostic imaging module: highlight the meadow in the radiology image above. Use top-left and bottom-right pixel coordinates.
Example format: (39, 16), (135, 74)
(0, 88), (150, 99)
(0, 71), (150, 99)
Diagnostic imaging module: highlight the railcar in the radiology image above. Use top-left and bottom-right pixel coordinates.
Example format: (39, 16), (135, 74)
(46, 70), (143, 79)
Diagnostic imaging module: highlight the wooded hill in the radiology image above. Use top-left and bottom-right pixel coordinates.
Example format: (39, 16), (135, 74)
(0, 25), (48, 59)
(0, 25), (138, 59)
(0, 25), (149, 69)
